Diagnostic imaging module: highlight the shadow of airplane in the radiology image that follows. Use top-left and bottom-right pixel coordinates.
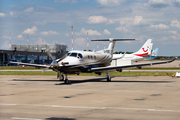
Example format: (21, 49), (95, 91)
(45, 117), (75, 120)
(12, 76), (174, 85)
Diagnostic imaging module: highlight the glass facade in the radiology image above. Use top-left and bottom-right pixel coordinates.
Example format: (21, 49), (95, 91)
(0, 43), (67, 66)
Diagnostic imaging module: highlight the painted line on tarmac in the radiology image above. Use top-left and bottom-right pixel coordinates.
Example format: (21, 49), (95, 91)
(11, 117), (41, 120)
(1, 103), (180, 113)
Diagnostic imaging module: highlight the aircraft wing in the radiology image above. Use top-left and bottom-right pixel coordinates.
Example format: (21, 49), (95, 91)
(90, 58), (176, 72)
(7, 61), (51, 68)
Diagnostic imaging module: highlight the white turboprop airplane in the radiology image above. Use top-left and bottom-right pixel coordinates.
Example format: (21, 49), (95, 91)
(112, 39), (153, 61)
(7, 38), (176, 84)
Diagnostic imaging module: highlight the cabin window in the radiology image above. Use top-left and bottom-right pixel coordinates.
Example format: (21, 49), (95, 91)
(91, 56), (93, 59)
(94, 56), (96, 59)
(78, 53), (83, 59)
(88, 56), (90, 59)
(70, 53), (77, 57)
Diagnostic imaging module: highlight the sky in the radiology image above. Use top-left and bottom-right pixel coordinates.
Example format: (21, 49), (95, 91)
(0, 0), (180, 56)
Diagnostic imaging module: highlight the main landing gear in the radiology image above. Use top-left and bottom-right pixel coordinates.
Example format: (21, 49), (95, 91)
(57, 71), (70, 84)
(106, 72), (111, 82)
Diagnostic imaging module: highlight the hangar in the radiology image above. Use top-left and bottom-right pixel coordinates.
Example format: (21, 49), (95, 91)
(0, 44), (67, 66)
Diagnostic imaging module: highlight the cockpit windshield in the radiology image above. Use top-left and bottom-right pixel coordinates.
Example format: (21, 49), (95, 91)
(70, 53), (77, 57)
(67, 52), (83, 59)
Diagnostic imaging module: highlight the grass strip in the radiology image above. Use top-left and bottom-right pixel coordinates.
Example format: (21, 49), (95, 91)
(0, 71), (175, 76)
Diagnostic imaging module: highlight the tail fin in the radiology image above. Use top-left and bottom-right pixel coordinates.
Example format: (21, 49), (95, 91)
(133, 39), (152, 57)
(152, 48), (158, 56)
(145, 48), (158, 60)
(91, 38), (135, 55)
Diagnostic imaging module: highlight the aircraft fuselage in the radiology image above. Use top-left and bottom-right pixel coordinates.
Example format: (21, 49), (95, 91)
(55, 50), (112, 74)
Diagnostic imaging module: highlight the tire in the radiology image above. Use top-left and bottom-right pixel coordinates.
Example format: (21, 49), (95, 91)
(107, 76), (111, 82)
(64, 79), (69, 84)
(59, 75), (64, 81)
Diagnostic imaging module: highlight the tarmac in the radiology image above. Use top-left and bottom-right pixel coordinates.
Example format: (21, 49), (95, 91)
(0, 75), (180, 120)
(134, 60), (180, 68)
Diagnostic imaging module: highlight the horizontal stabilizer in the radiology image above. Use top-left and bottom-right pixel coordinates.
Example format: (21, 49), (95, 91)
(91, 38), (135, 41)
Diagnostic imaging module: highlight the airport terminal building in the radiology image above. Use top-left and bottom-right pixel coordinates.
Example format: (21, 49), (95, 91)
(0, 44), (67, 66)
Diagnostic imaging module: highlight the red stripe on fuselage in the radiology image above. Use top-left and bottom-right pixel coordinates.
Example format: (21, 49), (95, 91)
(133, 52), (148, 57)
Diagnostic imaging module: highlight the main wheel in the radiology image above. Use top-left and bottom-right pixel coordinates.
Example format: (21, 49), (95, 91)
(64, 79), (69, 84)
(59, 75), (64, 81)
(107, 76), (111, 82)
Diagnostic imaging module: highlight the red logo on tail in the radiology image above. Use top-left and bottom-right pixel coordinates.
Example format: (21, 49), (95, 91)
(142, 46), (149, 52)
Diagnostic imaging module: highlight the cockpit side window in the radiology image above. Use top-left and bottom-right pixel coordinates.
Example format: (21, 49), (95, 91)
(51, 60), (57, 64)
(70, 53), (77, 57)
(78, 53), (83, 59)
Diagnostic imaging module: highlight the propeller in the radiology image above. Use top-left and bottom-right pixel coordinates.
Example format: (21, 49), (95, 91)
(42, 49), (54, 73)
(57, 54), (67, 63)
(46, 49), (54, 61)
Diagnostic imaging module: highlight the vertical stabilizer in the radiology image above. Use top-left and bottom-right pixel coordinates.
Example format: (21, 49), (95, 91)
(152, 48), (158, 56)
(133, 39), (152, 56)
(107, 39), (116, 55)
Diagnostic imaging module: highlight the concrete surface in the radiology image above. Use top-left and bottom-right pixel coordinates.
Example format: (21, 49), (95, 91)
(0, 75), (180, 120)
(135, 60), (180, 68)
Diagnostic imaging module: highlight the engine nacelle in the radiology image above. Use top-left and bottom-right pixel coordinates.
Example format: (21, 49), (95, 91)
(137, 66), (142, 69)
(95, 72), (101, 76)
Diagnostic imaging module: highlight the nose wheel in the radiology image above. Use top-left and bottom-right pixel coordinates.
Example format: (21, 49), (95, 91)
(59, 75), (64, 81)
(57, 71), (64, 81)
(64, 74), (70, 84)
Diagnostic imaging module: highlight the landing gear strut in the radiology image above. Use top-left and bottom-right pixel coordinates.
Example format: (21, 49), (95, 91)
(64, 74), (70, 84)
(57, 71), (64, 81)
(60, 75), (64, 81)
(106, 72), (111, 82)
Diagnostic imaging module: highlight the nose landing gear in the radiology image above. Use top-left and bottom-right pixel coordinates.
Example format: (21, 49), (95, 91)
(64, 74), (70, 84)
(57, 71), (64, 81)
(57, 71), (70, 84)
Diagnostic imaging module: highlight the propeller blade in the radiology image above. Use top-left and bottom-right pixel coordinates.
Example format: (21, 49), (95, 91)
(46, 49), (54, 61)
